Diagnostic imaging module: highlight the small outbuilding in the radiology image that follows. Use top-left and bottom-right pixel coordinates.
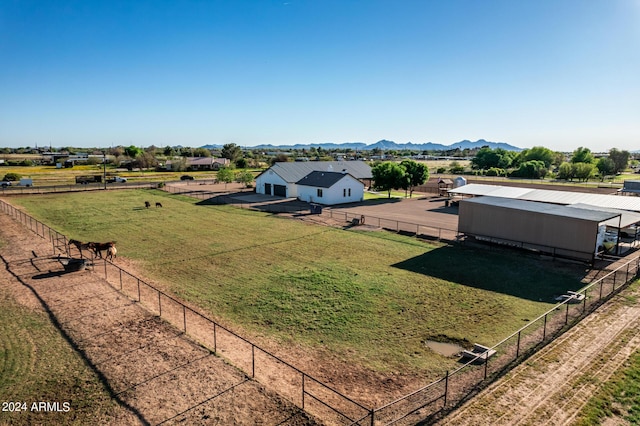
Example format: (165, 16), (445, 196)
(438, 178), (454, 196)
(296, 171), (364, 205)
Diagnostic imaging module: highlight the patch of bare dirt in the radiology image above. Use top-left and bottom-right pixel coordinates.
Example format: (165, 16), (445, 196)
(0, 212), (319, 425)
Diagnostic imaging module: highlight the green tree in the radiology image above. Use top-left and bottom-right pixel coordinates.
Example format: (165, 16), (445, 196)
(399, 159), (429, 198)
(192, 147), (211, 157)
(571, 147), (594, 164)
(519, 146), (555, 168)
(557, 162), (574, 180)
(596, 157), (615, 181)
(2, 172), (21, 181)
(449, 161), (465, 174)
(471, 147), (514, 169)
(269, 153), (290, 165)
(236, 170), (254, 188)
(217, 167), (235, 189)
(124, 145), (142, 158)
(510, 160), (547, 179)
(235, 158), (248, 169)
(372, 162), (406, 198)
(609, 148), (630, 174)
(221, 143), (242, 163)
(573, 162), (596, 182)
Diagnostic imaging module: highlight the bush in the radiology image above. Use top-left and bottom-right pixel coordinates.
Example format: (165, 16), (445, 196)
(2, 172), (21, 181)
(486, 167), (504, 177)
(436, 167), (447, 174)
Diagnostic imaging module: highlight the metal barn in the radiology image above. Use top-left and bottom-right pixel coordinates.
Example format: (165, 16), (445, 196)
(458, 197), (622, 263)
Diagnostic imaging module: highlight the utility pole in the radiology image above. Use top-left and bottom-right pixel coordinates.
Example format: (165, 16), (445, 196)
(102, 150), (107, 190)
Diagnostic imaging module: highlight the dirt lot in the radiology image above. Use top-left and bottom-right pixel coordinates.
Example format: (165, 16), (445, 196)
(0, 212), (318, 425)
(437, 271), (640, 425)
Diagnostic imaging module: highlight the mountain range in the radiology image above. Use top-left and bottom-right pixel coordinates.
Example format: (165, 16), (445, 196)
(201, 139), (522, 152)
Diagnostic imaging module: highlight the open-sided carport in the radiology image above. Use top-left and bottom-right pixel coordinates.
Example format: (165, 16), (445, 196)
(458, 196), (624, 263)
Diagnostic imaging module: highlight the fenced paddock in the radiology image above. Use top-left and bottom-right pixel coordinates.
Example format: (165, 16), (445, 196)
(2, 197), (639, 425)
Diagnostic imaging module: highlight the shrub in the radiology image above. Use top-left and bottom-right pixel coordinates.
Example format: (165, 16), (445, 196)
(2, 172), (21, 181)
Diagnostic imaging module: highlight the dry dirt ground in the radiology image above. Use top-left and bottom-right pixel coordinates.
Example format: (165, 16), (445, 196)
(0, 212), (319, 426)
(436, 273), (640, 425)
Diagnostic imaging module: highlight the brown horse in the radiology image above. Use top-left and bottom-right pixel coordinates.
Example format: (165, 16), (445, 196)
(89, 241), (116, 259)
(68, 239), (91, 256)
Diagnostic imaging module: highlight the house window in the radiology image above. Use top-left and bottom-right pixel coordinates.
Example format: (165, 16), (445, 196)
(317, 188), (323, 197)
(343, 188), (346, 197)
(348, 188), (351, 197)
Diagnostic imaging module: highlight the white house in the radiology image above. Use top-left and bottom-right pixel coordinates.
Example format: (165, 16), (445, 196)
(255, 161), (372, 199)
(296, 171), (365, 205)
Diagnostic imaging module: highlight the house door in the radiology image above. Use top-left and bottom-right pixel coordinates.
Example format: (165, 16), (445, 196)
(265, 183), (272, 195)
(273, 185), (287, 197)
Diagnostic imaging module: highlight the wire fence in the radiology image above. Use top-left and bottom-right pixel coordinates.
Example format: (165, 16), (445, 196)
(0, 198), (372, 426)
(2, 196), (639, 426)
(164, 184), (459, 243)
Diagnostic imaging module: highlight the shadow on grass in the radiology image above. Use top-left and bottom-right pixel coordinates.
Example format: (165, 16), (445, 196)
(391, 245), (586, 302)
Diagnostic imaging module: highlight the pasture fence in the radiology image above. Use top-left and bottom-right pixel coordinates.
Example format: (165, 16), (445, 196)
(2, 196), (640, 425)
(0, 198), (373, 425)
(0, 182), (158, 195)
(164, 184), (459, 243)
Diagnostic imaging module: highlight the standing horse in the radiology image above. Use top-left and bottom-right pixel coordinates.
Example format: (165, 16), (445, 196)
(106, 245), (117, 261)
(89, 241), (116, 259)
(68, 239), (90, 257)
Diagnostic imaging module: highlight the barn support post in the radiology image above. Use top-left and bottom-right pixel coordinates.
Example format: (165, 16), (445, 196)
(516, 331), (521, 358)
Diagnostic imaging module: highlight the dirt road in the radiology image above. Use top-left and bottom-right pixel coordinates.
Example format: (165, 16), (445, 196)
(437, 282), (640, 425)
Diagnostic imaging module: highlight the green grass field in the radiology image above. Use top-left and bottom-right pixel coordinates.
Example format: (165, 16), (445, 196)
(9, 190), (586, 376)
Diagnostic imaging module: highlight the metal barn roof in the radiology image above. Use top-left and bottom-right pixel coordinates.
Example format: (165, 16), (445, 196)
(567, 203), (640, 228)
(461, 196), (621, 223)
(449, 183), (640, 213)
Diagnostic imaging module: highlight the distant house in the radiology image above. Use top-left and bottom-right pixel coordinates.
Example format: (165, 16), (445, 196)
(296, 171), (364, 205)
(255, 161), (372, 199)
(165, 157), (230, 171)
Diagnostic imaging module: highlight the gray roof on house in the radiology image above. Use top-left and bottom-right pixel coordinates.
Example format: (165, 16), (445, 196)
(296, 171), (356, 188)
(461, 196), (621, 223)
(261, 161), (372, 183)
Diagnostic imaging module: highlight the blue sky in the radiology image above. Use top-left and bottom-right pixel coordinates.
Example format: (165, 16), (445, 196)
(1, 0), (638, 152)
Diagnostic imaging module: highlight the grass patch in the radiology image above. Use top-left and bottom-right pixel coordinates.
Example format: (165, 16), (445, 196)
(10, 190), (586, 376)
(574, 349), (640, 425)
(0, 291), (122, 424)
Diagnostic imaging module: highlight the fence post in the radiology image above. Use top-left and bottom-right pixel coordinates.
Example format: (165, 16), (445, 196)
(370, 408), (375, 426)
(444, 370), (449, 407)
(119, 269), (123, 291)
(599, 280), (604, 300)
(613, 271), (617, 292)
(137, 278), (141, 302)
(516, 331), (521, 358)
(484, 354), (488, 379)
(183, 305), (187, 331)
(543, 314), (547, 341)
(252, 345), (255, 377)
(302, 374), (305, 409)
(565, 302), (569, 324)
(213, 323), (217, 354)
(158, 291), (162, 317)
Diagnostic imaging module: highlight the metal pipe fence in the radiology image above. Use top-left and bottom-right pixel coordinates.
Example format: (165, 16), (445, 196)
(2, 196), (639, 426)
(0, 198), (369, 425)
